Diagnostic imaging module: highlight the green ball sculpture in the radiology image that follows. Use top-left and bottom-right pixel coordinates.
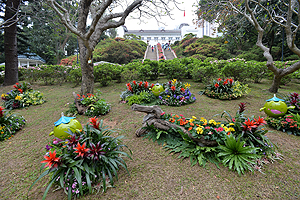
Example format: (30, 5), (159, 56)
(49, 113), (82, 139)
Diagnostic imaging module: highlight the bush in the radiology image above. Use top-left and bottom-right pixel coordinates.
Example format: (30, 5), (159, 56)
(159, 59), (187, 80)
(139, 59), (159, 81)
(94, 63), (114, 86)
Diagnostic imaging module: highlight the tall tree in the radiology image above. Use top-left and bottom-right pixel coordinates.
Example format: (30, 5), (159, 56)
(197, 0), (300, 93)
(46, 0), (180, 94)
(3, 0), (21, 85)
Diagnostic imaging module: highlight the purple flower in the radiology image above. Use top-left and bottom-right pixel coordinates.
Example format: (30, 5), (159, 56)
(159, 96), (162, 100)
(193, 97), (196, 100)
(173, 94), (176, 98)
(45, 144), (52, 151)
(165, 89), (169, 93)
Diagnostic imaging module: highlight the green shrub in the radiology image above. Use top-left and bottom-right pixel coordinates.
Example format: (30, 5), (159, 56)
(139, 59), (159, 81)
(159, 59), (187, 80)
(190, 60), (220, 83)
(94, 63), (114, 86)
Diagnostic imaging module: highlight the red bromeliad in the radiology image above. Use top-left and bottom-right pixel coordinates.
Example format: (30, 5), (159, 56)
(89, 117), (100, 129)
(74, 142), (90, 158)
(41, 150), (61, 168)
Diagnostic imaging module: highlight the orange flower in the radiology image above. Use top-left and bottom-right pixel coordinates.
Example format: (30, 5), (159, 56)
(175, 115), (179, 118)
(74, 142), (90, 158)
(89, 117), (100, 129)
(188, 127), (193, 131)
(41, 150), (61, 168)
(190, 122), (194, 126)
(18, 88), (23, 94)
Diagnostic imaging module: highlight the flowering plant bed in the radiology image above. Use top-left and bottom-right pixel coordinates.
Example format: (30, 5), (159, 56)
(199, 78), (250, 100)
(120, 79), (196, 107)
(1, 82), (45, 109)
(66, 90), (111, 117)
(0, 106), (26, 141)
(266, 92), (300, 136)
(133, 103), (280, 175)
(29, 117), (132, 199)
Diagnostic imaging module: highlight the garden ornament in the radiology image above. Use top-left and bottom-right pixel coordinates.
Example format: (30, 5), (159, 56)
(49, 113), (82, 139)
(260, 94), (295, 117)
(151, 83), (164, 97)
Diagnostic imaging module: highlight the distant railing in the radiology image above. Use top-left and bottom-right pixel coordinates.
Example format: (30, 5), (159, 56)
(142, 45), (150, 62)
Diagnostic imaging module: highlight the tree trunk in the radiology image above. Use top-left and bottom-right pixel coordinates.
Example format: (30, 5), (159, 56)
(268, 74), (282, 93)
(3, 0), (20, 86)
(79, 40), (94, 94)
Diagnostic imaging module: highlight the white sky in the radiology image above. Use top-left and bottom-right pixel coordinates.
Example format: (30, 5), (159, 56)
(124, 1), (198, 30)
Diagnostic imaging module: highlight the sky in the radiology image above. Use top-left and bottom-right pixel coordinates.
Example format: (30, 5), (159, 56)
(123, 0), (199, 30)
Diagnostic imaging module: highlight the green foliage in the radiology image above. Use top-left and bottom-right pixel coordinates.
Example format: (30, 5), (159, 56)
(266, 114), (300, 136)
(139, 59), (159, 81)
(66, 91), (111, 117)
(221, 58), (250, 83)
(93, 38), (146, 64)
(0, 107), (26, 141)
(94, 63), (114, 86)
(218, 135), (259, 176)
(159, 59), (187, 80)
(284, 92), (300, 114)
(29, 118), (132, 199)
(68, 66), (82, 86)
(1, 82), (46, 109)
(201, 78), (250, 100)
(141, 102), (277, 174)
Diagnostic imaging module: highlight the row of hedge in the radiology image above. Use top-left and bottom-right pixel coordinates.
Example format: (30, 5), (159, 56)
(1, 57), (299, 86)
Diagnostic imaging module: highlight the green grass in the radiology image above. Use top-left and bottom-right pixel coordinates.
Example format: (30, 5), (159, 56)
(0, 78), (300, 199)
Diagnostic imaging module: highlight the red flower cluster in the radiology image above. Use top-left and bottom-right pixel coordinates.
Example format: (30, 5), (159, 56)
(242, 117), (266, 132)
(74, 142), (90, 158)
(89, 117), (100, 129)
(41, 150), (61, 169)
(0, 106), (4, 118)
(13, 83), (23, 94)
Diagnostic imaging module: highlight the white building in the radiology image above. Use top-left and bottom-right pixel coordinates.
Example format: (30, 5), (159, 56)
(116, 22), (217, 46)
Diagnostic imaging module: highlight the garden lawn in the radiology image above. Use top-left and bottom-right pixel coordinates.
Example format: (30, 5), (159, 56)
(0, 78), (300, 200)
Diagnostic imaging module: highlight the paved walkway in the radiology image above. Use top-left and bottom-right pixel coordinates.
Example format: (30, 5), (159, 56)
(145, 46), (157, 60)
(164, 48), (175, 60)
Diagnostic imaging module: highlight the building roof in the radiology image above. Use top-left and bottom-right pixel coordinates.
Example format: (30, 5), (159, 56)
(18, 53), (46, 63)
(127, 29), (181, 34)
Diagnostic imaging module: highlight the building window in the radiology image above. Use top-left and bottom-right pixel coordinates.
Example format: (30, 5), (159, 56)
(168, 37), (173, 40)
(175, 37), (180, 40)
(141, 37), (144, 40)
(154, 37), (158, 41)
(161, 37), (165, 40)
(147, 37), (151, 40)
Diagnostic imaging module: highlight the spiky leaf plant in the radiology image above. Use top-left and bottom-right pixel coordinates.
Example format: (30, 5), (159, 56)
(217, 135), (259, 176)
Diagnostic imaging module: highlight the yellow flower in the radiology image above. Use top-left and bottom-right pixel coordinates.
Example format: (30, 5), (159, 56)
(229, 123), (235, 126)
(189, 119), (194, 123)
(15, 95), (22, 100)
(200, 117), (207, 124)
(196, 126), (204, 134)
(1, 94), (7, 98)
(185, 83), (191, 88)
(167, 95), (170, 98)
(224, 41), (228, 44)
(209, 119), (217, 125)
(172, 79), (177, 84)
(221, 124), (225, 127)
(192, 116), (197, 120)
(229, 127), (235, 132)
(224, 127), (229, 132)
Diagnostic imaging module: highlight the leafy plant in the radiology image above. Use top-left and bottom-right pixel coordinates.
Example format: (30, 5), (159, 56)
(0, 106), (26, 141)
(266, 115), (300, 136)
(200, 78), (250, 100)
(1, 82), (46, 109)
(66, 91), (111, 117)
(218, 135), (259, 176)
(28, 117), (132, 200)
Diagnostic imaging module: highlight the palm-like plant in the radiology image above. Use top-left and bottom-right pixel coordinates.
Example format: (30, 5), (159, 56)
(217, 135), (259, 176)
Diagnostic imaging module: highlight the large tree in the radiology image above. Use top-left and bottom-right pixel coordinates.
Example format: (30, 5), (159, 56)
(198, 0), (300, 93)
(3, 0), (21, 85)
(46, 0), (180, 94)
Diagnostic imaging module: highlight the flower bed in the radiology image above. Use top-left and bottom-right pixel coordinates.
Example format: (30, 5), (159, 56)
(29, 117), (132, 199)
(0, 106), (26, 141)
(66, 91), (111, 116)
(120, 79), (196, 106)
(1, 82), (46, 109)
(199, 78), (250, 100)
(142, 103), (279, 175)
(266, 92), (300, 136)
